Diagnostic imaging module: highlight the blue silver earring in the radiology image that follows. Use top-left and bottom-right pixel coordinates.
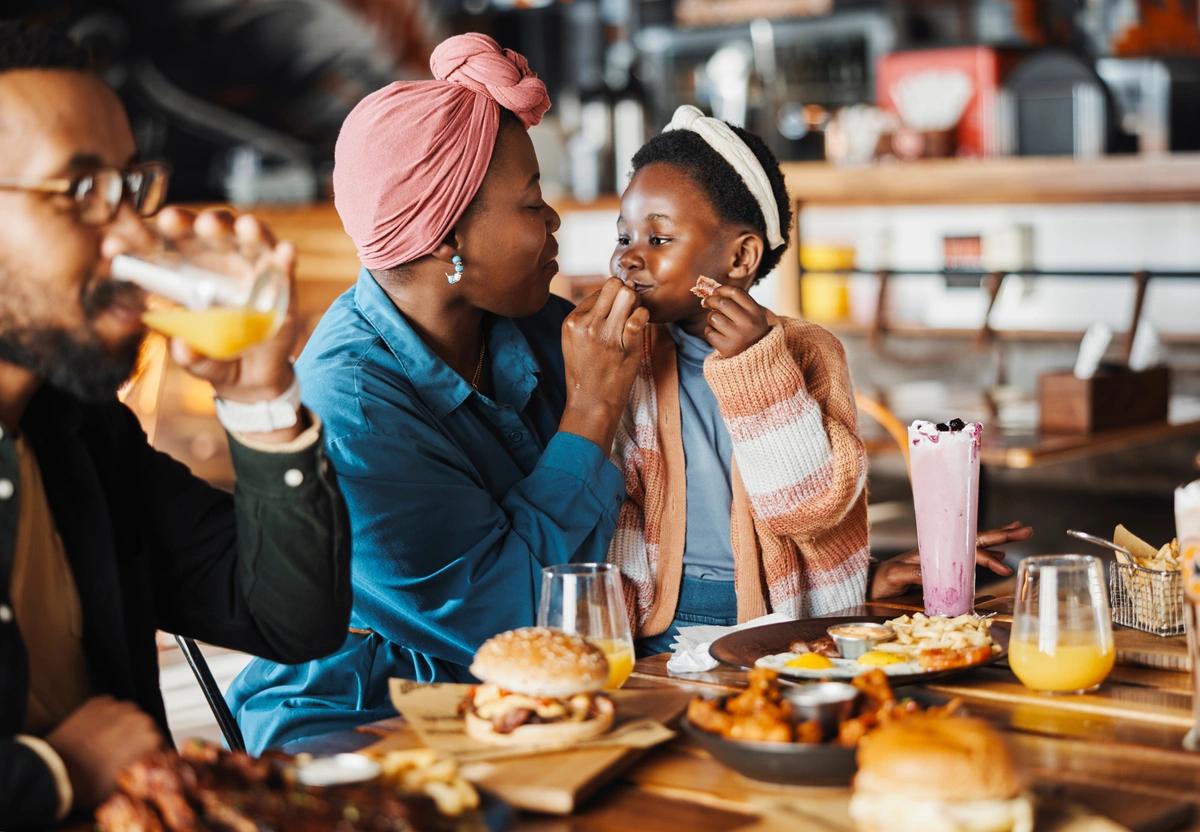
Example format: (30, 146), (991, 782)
(447, 255), (464, 285)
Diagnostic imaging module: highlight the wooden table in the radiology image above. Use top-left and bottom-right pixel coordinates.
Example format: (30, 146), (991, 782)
(280, 595), (1200, 832)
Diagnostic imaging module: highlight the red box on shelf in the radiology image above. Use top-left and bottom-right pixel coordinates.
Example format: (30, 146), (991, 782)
(877, 47), (1025, 157)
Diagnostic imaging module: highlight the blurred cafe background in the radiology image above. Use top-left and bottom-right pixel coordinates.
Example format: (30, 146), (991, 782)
(10, 0), (1200, 648)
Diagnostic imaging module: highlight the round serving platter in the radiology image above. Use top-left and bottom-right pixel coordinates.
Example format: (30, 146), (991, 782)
(708, 614), (1009, 687)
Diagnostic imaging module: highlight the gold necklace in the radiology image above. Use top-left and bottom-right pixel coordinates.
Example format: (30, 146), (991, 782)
(470, 339), (486, 389)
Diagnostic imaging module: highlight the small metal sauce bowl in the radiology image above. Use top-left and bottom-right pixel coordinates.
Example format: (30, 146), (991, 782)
(783, 682), (860, 740)
(826, 622), (894, 660)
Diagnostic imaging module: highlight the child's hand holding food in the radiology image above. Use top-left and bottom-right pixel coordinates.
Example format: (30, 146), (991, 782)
(699, 281), (772, 358)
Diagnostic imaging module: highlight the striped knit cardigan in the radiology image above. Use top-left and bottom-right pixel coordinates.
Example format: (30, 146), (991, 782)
(607, 317), (870, 637)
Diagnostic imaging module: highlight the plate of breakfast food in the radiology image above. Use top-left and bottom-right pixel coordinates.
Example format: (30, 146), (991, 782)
(709, 612), (1008, 686)
(683, 667), (963, 785)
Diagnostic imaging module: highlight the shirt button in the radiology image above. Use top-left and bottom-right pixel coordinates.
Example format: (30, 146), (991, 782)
(284, 469), (304, 487)
(0, 479), (13, 500)
(507, 431), (524, 443)
(0, 605), (11, 623)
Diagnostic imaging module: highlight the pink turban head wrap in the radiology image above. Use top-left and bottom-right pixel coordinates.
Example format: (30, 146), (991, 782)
(333, 33), (550, 270)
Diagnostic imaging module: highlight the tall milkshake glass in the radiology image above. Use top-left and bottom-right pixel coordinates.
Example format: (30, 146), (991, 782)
(909, 419), (983, 616)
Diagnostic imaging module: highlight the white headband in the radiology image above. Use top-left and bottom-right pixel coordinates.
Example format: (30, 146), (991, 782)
(662, 105), (785, 250)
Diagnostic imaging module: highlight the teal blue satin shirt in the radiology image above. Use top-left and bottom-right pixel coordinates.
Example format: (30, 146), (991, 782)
(226, 269), (626, 753)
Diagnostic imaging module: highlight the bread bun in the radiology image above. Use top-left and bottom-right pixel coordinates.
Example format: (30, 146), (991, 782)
(465, 696), (615, 747)
(854, 715), (1022, 802)
(470, 628), (609, 697)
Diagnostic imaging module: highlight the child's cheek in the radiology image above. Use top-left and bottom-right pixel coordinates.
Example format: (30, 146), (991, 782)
(640, 295), (670, 324)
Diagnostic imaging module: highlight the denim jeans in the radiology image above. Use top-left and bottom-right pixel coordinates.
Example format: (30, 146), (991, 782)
(635, 575), (738, 657)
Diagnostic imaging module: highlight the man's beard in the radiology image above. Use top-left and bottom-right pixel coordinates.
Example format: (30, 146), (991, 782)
(0, 279), (144, 403)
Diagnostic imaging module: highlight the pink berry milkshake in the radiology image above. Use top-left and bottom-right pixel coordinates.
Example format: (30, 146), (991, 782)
(909, 419), (983, 616)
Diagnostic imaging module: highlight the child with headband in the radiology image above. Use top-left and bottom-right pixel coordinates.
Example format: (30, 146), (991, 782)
(607, 106), (1017, 653)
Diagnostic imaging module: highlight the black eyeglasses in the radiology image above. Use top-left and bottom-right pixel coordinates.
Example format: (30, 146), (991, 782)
(0, 161), (170, 225)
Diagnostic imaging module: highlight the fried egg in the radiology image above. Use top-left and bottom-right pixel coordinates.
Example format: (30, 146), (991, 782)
(857, 650), (906, 667)
(784, 652), (835, 670)
(755, 651), (921, 678)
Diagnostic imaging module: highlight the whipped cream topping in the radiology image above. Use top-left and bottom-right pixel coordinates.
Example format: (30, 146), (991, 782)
(909, 419), (983, 448)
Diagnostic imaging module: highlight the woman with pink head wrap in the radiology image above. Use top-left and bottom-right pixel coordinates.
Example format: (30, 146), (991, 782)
(228, 33), (649, 751)
(333, 32), (551, 271)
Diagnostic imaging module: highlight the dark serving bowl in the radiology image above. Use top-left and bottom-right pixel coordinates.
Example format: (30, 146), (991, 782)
(681, 688), (958, 786)
(680, 719), (857, 786)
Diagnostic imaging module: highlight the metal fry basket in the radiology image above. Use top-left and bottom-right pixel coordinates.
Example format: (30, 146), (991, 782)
(1109, 561), (1185, 636)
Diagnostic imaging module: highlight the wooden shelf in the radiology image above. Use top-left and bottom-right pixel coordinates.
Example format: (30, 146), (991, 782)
(781, 154), (1200, 207)
(825, 322), (1200, 346)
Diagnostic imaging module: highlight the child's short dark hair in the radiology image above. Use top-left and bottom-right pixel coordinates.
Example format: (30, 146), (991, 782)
(630, 123), (792, 282)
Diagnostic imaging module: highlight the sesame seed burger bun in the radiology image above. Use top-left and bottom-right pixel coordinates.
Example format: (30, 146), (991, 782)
(470, 627), (609, 697)
(850, 715), (1033, 832)
(855, 715), (1021, 801)
(464, 696), (615, 746)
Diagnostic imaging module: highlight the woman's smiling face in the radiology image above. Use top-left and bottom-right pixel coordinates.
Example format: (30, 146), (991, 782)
(609, 162), (734, 330)
(454, 116), (561, 318)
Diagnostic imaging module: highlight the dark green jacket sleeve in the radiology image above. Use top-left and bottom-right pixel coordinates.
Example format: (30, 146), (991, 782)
(0, 739), (60, 830)
(139, 414), (351, 663)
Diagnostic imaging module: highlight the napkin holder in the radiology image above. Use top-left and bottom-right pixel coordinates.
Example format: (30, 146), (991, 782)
(1038, 365), (1170, 433)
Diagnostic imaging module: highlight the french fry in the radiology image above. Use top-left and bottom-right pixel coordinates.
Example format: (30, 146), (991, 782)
(1114, 524), (1181, 572)
(1111, 524), (1185, 635)
(877, 613), (997, 658)
(368, 748), (480, 816)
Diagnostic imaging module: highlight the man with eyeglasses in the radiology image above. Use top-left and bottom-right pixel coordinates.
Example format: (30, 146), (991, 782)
(0, 23), (351, 830)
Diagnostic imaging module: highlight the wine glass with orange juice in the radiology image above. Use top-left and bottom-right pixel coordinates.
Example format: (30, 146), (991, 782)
(538, 564), (635, 690)
(112, 237), (288, 360)
(1009, 555), (1115, 694)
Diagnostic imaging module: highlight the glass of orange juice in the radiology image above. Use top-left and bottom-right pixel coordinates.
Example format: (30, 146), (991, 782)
(112, 236), (287, 360)
(1010, 555), (1115, 694)
(538, 564), (635, 690)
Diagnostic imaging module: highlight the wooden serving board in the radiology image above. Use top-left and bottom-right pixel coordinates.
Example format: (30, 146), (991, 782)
(626, 744), (1194, 832)
(925, 668), (1195, 729)
(363, 688), (690, 815)
(971, 597), (1192, 672)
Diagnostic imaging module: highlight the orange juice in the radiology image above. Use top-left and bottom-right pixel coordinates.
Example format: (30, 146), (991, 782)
(1009, 636), (1115, 693)
(592, 639), (635, 689)
(143, 308), (278, 360)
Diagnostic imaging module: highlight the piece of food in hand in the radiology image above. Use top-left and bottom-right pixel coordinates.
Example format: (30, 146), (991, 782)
(689, 275), (721, 299)
(463, 627), (615, 747)
(850, 715), (1033, 832)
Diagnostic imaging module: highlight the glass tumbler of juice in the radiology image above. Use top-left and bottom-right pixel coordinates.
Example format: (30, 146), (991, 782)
(538, 563), (635, 690)
(908, 419), (983, 616)
(112, 237), (288, 360)
(1010, 555), (1115, 694)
